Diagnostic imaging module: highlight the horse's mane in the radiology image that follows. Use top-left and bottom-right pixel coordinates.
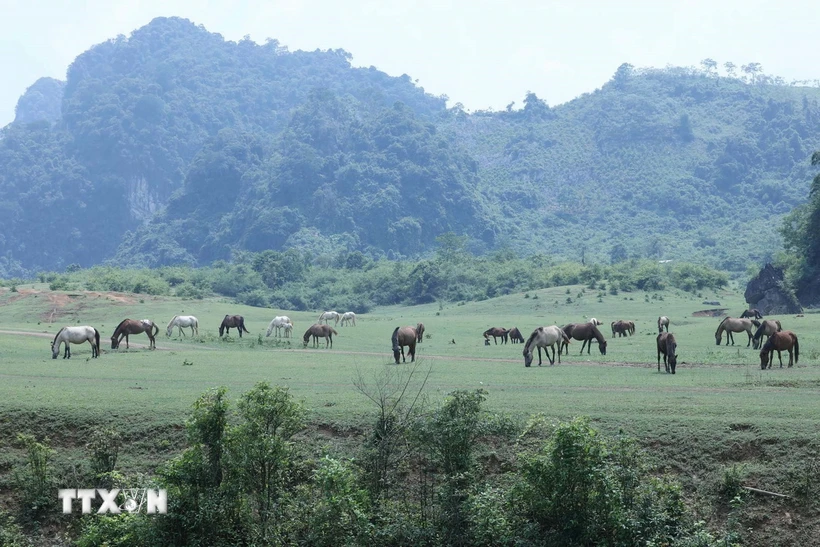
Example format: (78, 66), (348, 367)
(590, 325), (606, 343)
(392, 327), (400, 351)
(114, 318), (131, 334)
(52, 327), (66, 344)
(523, 328), (540, 353)
(167, 316), (178, 329)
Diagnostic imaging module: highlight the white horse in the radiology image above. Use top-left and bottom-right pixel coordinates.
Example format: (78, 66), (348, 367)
(166, 315), (199, 337)
(658, 316), (670, 333)
(340, 311), (356, 326)
(318, 311), (341, 325)
(523, 326), (570, 367)
(266, 316), (294, 338)
(588, 318), (603, 326)
(51, 326), (100, 359)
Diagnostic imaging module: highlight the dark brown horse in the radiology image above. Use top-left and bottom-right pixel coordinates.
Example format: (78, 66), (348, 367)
(483, 327), (509, 345)
(220, 315), (250, 337)
(611, 320), (634, 337)
(741, 308), (763, 320)
(760, 330), (799, 369)
(303, 324), (338, 348)
(508, 327), (525, 344)
(111, 319), (159, 350)
(392, 326), (418, 364)
(561, 323), (607, 355)
(752, 320), (782, 350)
(657, 332), (678, 374)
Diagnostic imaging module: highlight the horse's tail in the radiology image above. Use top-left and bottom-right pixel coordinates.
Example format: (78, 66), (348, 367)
(794, 334), (799, 364)
(242, 318), (250, 333)
(151, 323), (159, 338)
(776, 320), (782, 332)
(94, 328), (101, 356)
(392, 327), (400, 351)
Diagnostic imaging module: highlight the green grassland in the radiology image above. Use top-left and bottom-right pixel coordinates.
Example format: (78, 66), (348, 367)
(1, 282), (818, 435)
(1, 283), (819, 530)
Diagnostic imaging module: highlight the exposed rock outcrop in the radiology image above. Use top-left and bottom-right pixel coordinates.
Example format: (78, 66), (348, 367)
(744, 264), (802, 315)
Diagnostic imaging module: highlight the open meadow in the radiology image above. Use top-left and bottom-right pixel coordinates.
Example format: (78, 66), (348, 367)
(1, 282), (819, 544)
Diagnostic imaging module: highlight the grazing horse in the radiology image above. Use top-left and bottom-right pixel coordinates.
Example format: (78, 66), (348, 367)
(561, 322), (607, 355)
(415, 323), (425, 343)
(340, 311), (357, 326)
(52, 326), (100, 359)
(657, 332), (678, 374)
(752, 320), (782, 350)
(588, 318), (603, 326)
(303, 324), (338, 348)
(611, 320), (634, 338)
(111, 319), (158, 350)
(318, 311), (341, 326)
(523, 326), (570, 367)
(658, 316), (670, 333)
(220, 315), (250, 337)
(266, 316), (294, 338)
(483, 327), (509, 345)
(760, 331), (799, 369)
(741, 309), (763, 320)
(508, 327), (525, 344)
(166, 315), (199, 337)
(714, 317), (755, 347)
(392, 326), (418, 364)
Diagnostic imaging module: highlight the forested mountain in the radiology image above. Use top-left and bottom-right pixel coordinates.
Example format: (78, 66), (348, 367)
(1, 16), (819, 277)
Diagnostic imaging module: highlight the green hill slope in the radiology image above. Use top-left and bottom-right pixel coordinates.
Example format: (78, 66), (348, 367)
(2, 19), (820, 276)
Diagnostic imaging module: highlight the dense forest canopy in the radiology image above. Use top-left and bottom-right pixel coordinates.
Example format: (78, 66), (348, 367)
(2, 16), (820, 278)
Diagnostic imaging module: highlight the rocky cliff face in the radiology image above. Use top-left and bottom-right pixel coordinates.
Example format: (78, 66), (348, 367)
(745, 264), (803, 314)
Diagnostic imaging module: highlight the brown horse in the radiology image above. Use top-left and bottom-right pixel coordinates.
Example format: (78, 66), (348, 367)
(561, 322), (607, 355)
(220, 315), (250, 337)
(760, 330), (799, 369)
(303, 324), (338, 348)
(111, 319), (159, 350)
(392, 326), (418, 364)
(611, 320), (634, 337)
(657, 332), (678, 374)
(752, 319), (782, 350)
(483, 327), (509, 345)
(741, 309), (763, 320)
(508, 327), (525, 344)
(714, 317), (754, 346)
(416, 322), (425, 343)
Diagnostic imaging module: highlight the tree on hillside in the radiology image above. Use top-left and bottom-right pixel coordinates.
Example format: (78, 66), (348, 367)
(724, 61), (737, 78)
(700, 58), (717, 77)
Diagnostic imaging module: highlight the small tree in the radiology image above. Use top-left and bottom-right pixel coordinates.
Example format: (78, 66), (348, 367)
(226, 382), (306, 542)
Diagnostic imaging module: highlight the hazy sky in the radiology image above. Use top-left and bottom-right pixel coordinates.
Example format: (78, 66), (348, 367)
(1, 0), (817, 126)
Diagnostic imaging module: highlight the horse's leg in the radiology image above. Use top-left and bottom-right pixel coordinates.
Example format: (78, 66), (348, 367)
(125, 334), (129, 349)
(65, 343), (71, 359)
(89, 339), (97, 358)
(547, 345), (555, 365)
(557, 344), (561, 364)
(778, 350), (784, 368)
(746, 330), (752, 347)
